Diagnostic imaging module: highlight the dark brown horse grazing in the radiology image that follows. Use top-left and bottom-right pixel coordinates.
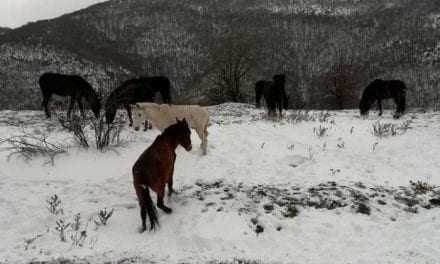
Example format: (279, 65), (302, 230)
(105, 76), (172, 125)
(39, 73), (101, 118)
(359, 79), (407, 119)
(255, 74), (289, 117)
(132, 118), (192, 232)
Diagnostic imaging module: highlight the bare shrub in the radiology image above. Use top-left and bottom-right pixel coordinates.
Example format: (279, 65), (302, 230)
(410, 181), (435, 194)
(372, 122), (397, 137)
(70, 230), (87, 247)
(58, 115), (89, 148)
(317, 111), (332, 123)
(0, 134), (67, 165)
(91, 116), (126, 151)
(95, 208), (114, 226)
(55, 219), (71, 242)
(313, 125), (329, 138)
(70, 213), (89, 247)
(47, 194), (63, 215)
(286, 110), (315, 123)
(59, 114), (126, 151)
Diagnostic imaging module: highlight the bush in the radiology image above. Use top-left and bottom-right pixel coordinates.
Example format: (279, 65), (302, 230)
(59, 114), (126, 151)
(0, 134), (67, 165)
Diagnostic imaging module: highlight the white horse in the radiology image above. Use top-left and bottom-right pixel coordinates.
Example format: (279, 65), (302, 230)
(132, 102), (209, 155)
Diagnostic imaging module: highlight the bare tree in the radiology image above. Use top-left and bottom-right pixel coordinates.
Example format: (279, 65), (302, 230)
(205, 30), (257, 103)
(309, 61), (369, 110)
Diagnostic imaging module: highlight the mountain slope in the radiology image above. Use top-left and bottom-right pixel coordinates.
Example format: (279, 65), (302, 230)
(0, 0), (439, 110)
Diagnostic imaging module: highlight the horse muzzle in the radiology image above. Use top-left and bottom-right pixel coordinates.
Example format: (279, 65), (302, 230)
(185, 144), (192, 151)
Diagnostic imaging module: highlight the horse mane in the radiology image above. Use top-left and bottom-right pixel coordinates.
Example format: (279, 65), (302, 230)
(157, 119), (190, 144)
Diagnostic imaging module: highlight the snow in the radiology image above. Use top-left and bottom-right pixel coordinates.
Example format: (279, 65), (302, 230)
(0, 103), (440, 263)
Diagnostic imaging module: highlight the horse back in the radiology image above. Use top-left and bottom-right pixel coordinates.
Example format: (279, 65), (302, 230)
(380, 80), (407, 99)
(132, 137), (175, 193)
(39, 73), (90, 97)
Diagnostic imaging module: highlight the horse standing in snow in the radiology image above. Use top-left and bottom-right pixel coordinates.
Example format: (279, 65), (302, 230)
(39, 73), (101, 118)
(359, 79), (407, 119)
(132, 102), (209, 155)
(132, 118), (192, 232)
(255, 74), (289, 117)
(105, 76), (172, 125)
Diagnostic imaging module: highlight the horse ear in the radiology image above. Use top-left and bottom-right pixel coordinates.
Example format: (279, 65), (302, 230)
(176, 117), (180, 123)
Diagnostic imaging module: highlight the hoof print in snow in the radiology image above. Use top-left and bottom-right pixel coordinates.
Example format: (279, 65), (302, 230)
(276, 225), (282, 231)
(356, 203), (370, 215)
(216, 207), (224, 212)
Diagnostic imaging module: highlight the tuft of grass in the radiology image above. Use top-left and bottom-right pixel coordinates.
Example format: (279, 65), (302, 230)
(313, 125), (329, 138)
(95, 208), (114, 226)
(47, 194), (63, 215)
(55, 219), (71, 242)
(372, 122), (397, 137)
(410, 181), (435, 194)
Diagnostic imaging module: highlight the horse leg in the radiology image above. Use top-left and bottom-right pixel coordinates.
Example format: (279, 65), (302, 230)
(377, 100), (382, 116)
(278, 100), (283, 117)
(195, 128), (205, 153)
(124, 104), (133, 127)
(77, 98), (86, 119)
(203, 125), (209, 155)
(133, 182), (158, 232)
(67, 97), (75, 119)
(255, 90), (261, 108)
(42, 94), (52, 118)
(157, 188), (172, 213)
(168, 155), (177, 196)
(393, 94), (406, 119)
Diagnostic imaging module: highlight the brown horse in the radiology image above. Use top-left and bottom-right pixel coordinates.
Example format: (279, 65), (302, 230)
(132, 118), (192, 232)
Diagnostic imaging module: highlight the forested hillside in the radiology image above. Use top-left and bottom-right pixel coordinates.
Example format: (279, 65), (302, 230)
(0, 0), (439, 110)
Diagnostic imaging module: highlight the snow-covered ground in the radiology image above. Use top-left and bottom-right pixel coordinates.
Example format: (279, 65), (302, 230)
(1, 103), (440, 264)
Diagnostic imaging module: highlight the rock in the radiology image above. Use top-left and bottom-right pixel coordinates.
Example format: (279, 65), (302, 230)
(282, 205), (299, 218)
(263, 204), (274, 212)
(429, 198), (440, 206)
(356, 203), (371, 215)
(255, 225), (264, 234)
(377, 200), (386, 205)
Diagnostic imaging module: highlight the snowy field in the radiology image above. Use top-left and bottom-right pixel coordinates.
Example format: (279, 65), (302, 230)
(1, 103), (440, 264)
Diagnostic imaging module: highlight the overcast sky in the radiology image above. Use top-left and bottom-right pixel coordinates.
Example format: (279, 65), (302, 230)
(0, 0), (108, 28)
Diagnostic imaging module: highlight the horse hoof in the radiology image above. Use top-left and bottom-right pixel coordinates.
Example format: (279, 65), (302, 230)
(139, 227), (146, 233)
(160, 206), (172, 214)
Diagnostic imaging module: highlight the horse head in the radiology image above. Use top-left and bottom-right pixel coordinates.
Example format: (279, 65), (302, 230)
(174, 118), (192, 151)
(283, 94), (289, 110)
(132, 103), (145, 131)
(90, 93), (101, 118)
(273, 74), (286, 85)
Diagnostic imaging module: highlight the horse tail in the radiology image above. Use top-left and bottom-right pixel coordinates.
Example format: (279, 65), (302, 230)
(133, 181), (159, 231)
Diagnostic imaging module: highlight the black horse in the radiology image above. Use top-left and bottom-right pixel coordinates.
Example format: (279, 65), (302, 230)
(39, 73), (101, 118)
(255, 74), (289, 116)
(359, 79), (407, 119)
(105, 76), (172, 125)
